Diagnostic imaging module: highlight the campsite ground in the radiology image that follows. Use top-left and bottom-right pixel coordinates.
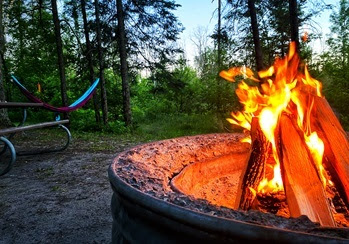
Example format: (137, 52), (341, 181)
(0, 130), (139, 243)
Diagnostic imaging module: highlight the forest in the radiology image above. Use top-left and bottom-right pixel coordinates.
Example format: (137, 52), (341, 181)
(0, 0), (348, 140)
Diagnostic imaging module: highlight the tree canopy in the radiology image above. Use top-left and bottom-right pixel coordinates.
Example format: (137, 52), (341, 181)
(0, 0), (348, 134)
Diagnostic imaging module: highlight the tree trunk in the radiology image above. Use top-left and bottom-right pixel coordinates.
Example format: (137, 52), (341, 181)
(39, 0), (43, 25)
(51, 0), (68, 119)
(247, 0), (264, 71)
(217, 0), (222, 69)
(94, 0), (108, 125)
(216, 0), (222, 114)
(116, 0), (132, 126)
(0, 0), (11, 127)
(14, 1), (24, 68)
(81, 0), (101, 124)
(289, 0), (300, 51)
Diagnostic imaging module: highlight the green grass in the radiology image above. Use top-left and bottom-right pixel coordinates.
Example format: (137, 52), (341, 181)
(70, 112), (232, 143)
(15, 112), (240, 145)
(131, 113), (229, 141)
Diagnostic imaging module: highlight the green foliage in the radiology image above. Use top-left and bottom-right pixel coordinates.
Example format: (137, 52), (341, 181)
(123, 0), (184, 69)
(224, 0), (329, 68)
(104, 69), (124, 120)
(107, 120), (129, 134)
(6, 0), (57, 84)
(311, 0), (349, 129)
(132, 63), (199, 119)
(4, 0), (349, 140)
(132, 55), (238, 123)
(69, 109), (99, 131)
(129, 48), (240, 139)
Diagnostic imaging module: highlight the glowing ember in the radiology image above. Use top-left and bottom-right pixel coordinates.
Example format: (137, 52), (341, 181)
(220, 42), (327, 195)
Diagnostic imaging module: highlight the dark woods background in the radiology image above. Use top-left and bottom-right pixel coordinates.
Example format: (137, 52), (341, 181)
(0, 0), (348, 139)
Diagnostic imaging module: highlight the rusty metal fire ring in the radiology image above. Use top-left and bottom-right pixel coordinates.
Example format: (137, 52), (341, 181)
(108, 134), (348, 243)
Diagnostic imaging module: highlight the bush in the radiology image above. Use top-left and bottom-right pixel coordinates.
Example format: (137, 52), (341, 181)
(69, 109), (100, 131)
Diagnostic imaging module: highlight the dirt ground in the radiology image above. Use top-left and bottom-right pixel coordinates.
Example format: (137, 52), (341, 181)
(0, 130), (138, 244)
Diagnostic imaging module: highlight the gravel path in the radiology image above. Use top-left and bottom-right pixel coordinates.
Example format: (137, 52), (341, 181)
(0, 130), (137, 244)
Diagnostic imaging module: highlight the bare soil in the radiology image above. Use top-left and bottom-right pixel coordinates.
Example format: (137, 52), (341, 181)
(0, 129), (138, 244)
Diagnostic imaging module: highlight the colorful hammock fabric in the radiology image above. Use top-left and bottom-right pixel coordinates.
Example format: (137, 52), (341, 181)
(11, 75), (99, 113)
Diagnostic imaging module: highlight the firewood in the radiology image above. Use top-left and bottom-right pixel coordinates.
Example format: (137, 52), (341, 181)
(311, 96), (349, 205)
(311, 126), (349, 213)
(234, 117), (268, 210)
(279, 114), (335, 227)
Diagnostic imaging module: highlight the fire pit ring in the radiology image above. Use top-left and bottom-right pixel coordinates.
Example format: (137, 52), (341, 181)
(108, 133), (348, 243)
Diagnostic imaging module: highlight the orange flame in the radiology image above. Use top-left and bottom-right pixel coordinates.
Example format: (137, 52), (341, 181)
(37, 83), (42, 93)
(220, 42), (328, 194)
(301, 31), (308, 42)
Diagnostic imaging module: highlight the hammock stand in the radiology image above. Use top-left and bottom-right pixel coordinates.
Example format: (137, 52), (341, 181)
(11, 75), (100, 113)
(0, 76), (99, 176)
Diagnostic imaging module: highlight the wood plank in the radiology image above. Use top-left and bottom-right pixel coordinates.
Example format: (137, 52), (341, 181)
(312, 96), (349, 205)
(0, 120), (69, 135)
(0, 102), (44, 108)
(279, 114), (335, 226)
(234, 117), (268, 210)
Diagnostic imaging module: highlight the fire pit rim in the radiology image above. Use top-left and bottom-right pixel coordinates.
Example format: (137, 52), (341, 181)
(108, 134), (348, 242)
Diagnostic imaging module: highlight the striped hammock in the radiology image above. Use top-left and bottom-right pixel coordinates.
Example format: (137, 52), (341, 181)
(11, 75), (99, 113)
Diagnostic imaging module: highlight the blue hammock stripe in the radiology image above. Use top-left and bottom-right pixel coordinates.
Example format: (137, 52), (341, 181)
(69, 78), (99, 107)
(11, 76), (28, 91)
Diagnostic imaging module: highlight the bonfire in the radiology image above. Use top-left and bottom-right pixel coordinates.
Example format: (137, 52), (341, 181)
(218, 42), (349, 227)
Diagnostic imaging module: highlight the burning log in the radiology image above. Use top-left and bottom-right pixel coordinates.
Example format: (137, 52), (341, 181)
(234, 117), (268, 210)
(311, 96), (349, 205)
(279, 114), (335, 227)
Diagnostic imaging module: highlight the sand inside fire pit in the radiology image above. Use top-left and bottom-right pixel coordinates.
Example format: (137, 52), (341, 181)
(171, 153), (247, 209)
